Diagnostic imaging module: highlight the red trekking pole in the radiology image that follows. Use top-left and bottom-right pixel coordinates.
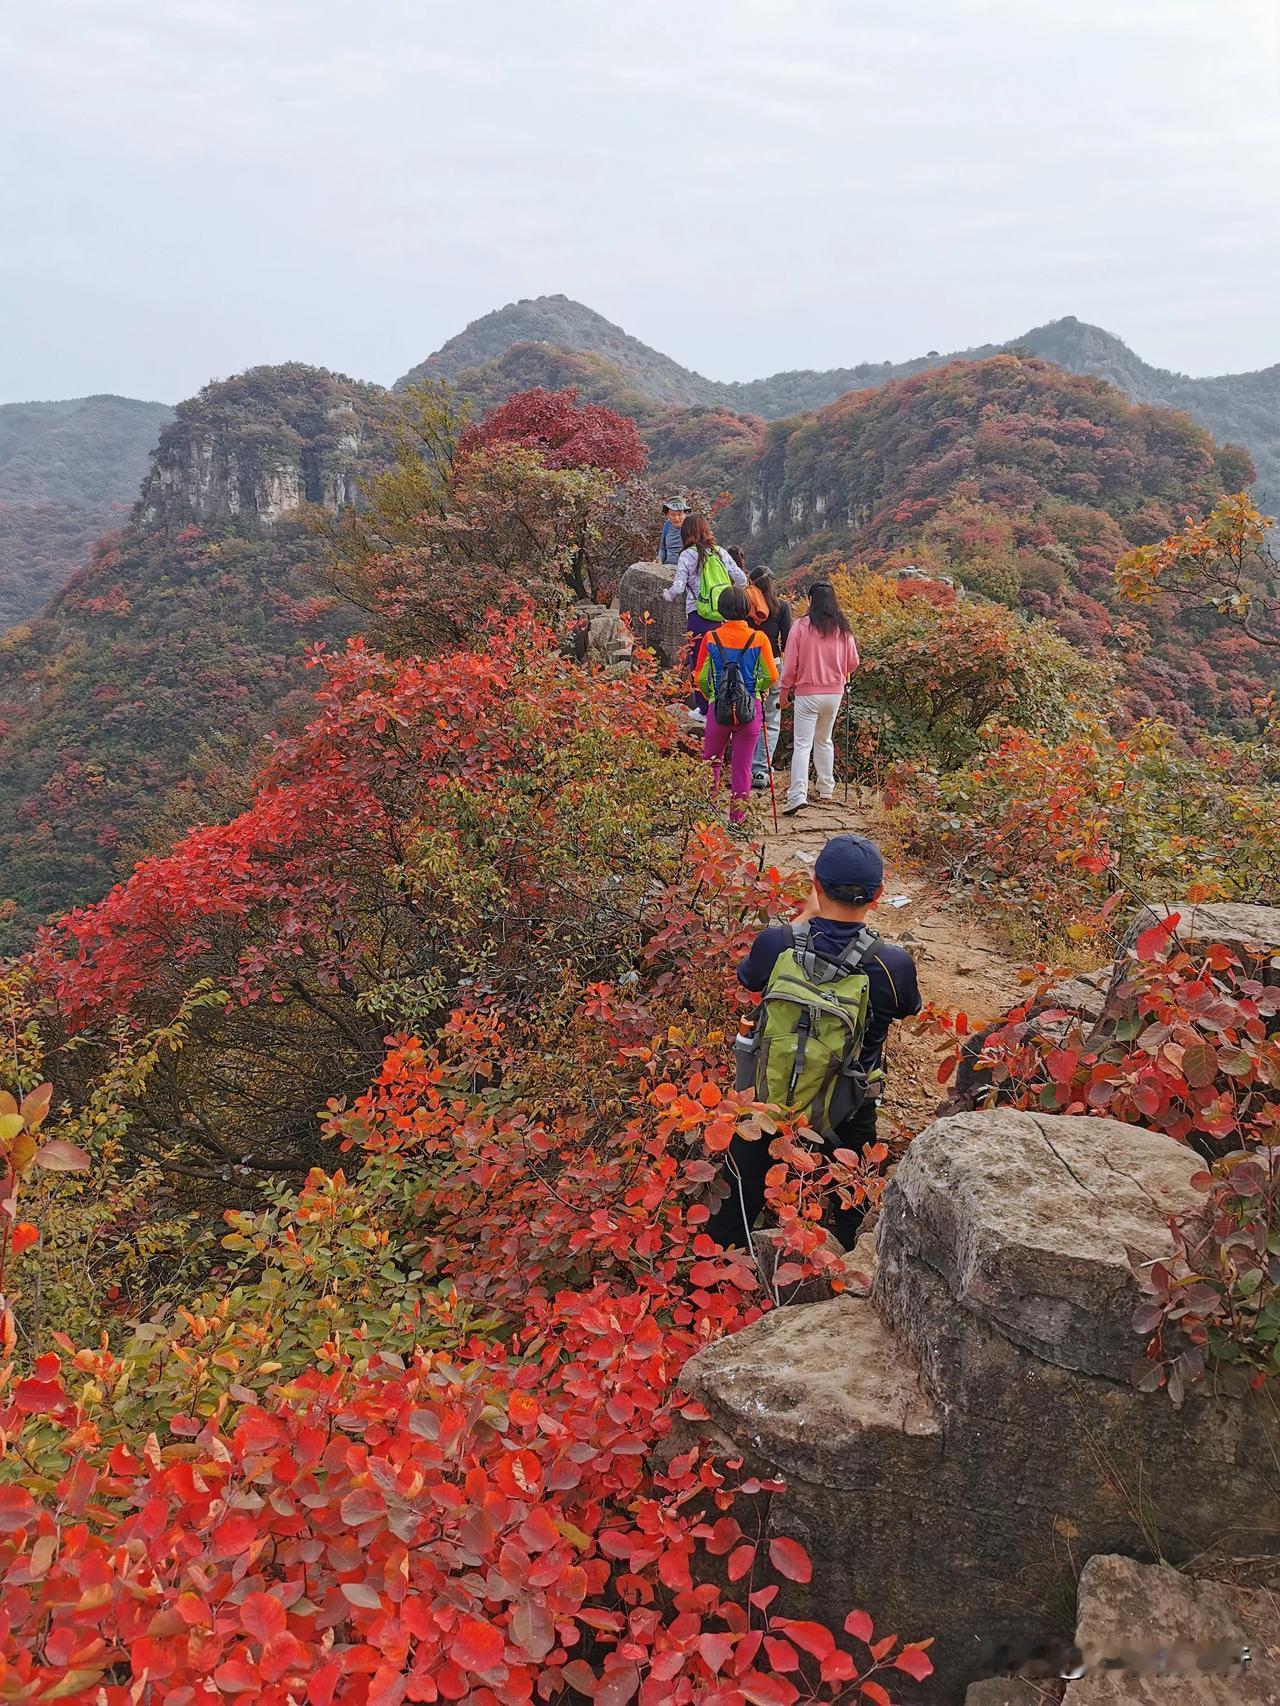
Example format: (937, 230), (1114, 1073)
(763, 735), (779, 831)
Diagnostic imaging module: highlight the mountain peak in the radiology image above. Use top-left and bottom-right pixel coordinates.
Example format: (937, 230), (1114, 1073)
(397, 297), (718, 406)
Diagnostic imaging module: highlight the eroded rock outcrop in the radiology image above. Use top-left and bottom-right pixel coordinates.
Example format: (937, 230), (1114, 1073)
(1063, 1554), (1275, 1706)
(139, 363), (387, 531)
(1122, 901), (1280, 984)
(674, 1110), (1280, 1704)
(558, 600), (635, 671)
(617, 561), (687, 669)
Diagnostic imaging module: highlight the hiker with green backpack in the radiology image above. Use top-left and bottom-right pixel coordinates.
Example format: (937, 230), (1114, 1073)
(662, 513), (748, 723)
(705, 834), (921, 1252)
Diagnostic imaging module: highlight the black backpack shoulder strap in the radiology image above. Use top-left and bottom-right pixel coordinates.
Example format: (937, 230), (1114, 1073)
(794, 922), (879, 985)
(831, 925), (880, 972)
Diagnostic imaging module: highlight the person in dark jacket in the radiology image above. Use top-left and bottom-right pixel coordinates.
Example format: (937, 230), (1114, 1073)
(658, 497), (689, 565)
(746, 567), (792, 789)
(704, 834), (921, 1250)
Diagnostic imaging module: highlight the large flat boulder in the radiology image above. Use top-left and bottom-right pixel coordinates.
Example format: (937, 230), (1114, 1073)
(1065, 1554), (1274, 1706)
(673, 1110), (1280, 1703)
(874, 1111), (1200, 1380)
(617, 561), (687, 669)
(679, 1292), (941, 1489)
(1122, 902), (1280, 984)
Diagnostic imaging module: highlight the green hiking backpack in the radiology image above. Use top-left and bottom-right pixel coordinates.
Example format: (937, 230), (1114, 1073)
(694, 548), (734, 621)
(753, 923), (881, 1138)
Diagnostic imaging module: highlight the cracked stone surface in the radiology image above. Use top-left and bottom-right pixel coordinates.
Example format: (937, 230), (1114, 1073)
(873, 1110), (1201, 1380)
(617, 561), (686, 668)
(1065, 1554), (1279, 1706)
(678, 1292), (941, 1488)
(674, 1113), (1280, 1703)
(1121, 902), (1280, 985)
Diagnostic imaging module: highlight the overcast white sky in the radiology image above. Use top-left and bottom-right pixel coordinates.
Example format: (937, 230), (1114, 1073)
(2, 0), (1278, 404)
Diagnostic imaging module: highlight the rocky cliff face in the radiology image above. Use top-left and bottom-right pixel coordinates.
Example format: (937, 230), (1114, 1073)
(139, 363), (388, 531)
(674, 1104), (1280, 1704)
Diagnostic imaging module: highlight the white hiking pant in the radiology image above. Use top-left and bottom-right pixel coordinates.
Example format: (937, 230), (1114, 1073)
(786, 691), (842, 807)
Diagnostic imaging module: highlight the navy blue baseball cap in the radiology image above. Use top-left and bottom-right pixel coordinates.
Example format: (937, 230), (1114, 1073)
(815, 834), (884, 900)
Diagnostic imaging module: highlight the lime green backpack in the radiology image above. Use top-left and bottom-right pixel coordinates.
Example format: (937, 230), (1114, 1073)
(754, 923), (881, 1137)
(694, 548), (734, 621)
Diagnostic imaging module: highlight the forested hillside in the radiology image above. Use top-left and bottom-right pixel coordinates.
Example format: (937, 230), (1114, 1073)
(713, 356), (1267, 732)
(0, 394), (172, 629)
(0, 366), (389, 940)
(402, 294), (1280, 506)
(2, 380), (1277, 1705)
(2, 346), (1272, 944)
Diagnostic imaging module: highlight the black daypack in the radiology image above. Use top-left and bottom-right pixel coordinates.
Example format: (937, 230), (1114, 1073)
(708, 636), (759, 729)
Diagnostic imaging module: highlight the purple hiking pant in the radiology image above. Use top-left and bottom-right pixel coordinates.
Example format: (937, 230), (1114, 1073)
(704, 709), (763, 824)
(685, 611), (719, 712)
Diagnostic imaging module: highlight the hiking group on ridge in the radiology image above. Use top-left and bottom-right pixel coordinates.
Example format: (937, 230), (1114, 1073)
(656, 501), (921, 1259)
(660, 502), (861, 824)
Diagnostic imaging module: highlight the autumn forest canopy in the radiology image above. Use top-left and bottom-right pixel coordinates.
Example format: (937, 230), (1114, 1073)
(0, 321), (1278, 1703)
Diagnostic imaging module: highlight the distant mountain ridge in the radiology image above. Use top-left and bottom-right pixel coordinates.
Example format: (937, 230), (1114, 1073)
(3, 297), (1276, 646)
(403, 295), (1279, 506)
(0, 394), (174, 631)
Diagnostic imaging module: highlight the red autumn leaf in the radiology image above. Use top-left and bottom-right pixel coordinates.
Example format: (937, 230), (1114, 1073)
(1136, 917), (1178, 960)
(763, 1636), (799, 1672)
(595, 1661), (641, 1704)
(495, 1448), (542, 1496)
(9, 1223), (38, 1255)
(768, 1535), (812, 1583)
(738, 1674), (801, 1706)
(454, 1613), (505, 1673)
(861, 1683), (893, 1706)
(780, 1619), (835, 1661)
(240, 1591), (287, 1643)
(210, 1512), (259, 1558)
(0, 1485), (36, 1531)
(698, 1632), (734, 1673)
(894, 1641), (935, 1681)
(33, 1139), (91, 1173)
(845, 1609), (874, 1643)
(727, 1541), (757, 1581)
(1181, 1042), (1218, 1088)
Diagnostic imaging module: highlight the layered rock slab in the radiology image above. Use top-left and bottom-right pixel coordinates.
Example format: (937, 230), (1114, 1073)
(617, 561), (687, 669)
(1064, 1554), (1277, 1706)
(873, 1110), (1201, 1381)
(676, 1111), (1280, 1704)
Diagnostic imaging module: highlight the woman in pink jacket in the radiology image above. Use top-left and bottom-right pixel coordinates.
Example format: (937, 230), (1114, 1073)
(779, 581), (860, 814)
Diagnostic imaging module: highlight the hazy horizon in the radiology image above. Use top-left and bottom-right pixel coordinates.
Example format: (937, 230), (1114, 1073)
(3, 0), (1278, 405)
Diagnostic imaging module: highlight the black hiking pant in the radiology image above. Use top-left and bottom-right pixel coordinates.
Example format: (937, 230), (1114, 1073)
(701, 1102), (879, 1254)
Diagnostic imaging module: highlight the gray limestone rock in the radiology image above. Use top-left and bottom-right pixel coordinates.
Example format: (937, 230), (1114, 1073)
(617, 561), (687, 668)
(679, 1292), (941, 1489)
(672, 1111), (1280, 1703)
(1065, 1554), (1276, 1706)
(873, 1111), (1200, 1380)
(1121, 903), (1280, 984)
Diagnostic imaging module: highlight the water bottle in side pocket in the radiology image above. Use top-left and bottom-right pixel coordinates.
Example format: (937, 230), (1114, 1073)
(733, 1015), (759, 1092)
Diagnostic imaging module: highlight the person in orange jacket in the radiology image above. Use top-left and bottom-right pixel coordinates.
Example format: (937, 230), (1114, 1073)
(692, 586), (779, 826)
